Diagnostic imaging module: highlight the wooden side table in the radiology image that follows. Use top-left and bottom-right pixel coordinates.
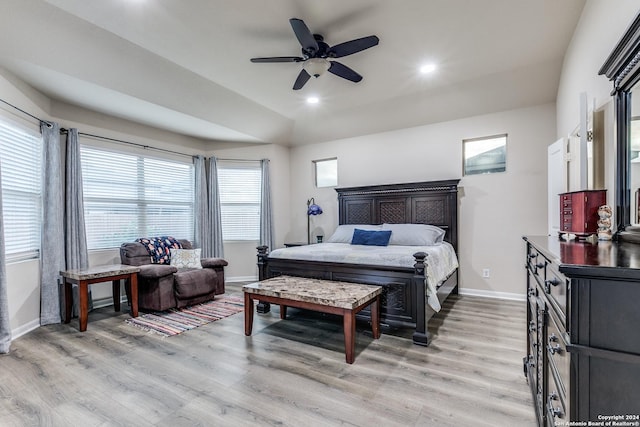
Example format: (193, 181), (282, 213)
(60, 264), (140, 332)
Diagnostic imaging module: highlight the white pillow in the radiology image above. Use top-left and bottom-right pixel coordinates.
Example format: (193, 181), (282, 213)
(326, 224), (382, 243)
(382, 223), (446, 246)
(170, 248), (202, 269)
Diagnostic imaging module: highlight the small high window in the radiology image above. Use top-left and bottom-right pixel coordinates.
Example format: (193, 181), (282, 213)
(314, 158), (338, 188)
(463, 134), (507, 176)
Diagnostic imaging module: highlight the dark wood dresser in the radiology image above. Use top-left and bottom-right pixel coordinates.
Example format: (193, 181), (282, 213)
(559, 190), (606, 236)
(523, 236), (640, 426)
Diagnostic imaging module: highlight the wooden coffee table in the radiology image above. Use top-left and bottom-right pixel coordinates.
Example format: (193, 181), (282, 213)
(243, 276), (382, 364)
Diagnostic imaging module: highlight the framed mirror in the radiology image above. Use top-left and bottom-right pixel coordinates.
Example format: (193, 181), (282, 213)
(599, 11), (640, 242)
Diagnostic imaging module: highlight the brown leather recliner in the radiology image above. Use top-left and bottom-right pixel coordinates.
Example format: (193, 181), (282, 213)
(119, 239), (227, 311)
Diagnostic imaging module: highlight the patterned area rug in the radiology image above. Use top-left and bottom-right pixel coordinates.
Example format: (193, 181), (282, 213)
(125, 295), (244, 337)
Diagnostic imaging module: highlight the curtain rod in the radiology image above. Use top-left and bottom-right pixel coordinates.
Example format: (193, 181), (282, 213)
(0, 97), (53, 127)
(72, 133), (263, 163)
(70, 130), (193, 158)
(217, 158), (263, 162)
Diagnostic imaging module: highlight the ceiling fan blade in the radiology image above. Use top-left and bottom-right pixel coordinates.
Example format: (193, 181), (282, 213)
(328, 61), (363, 83)
(293, 69), (311, 90)
(329, 35), (379, 58)
(251, 56), (304, 63)
(290, 18), (318, 54)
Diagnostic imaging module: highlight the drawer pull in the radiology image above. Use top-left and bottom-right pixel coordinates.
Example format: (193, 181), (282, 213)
(548, 392), (564, 418)
(528, 321), (536, 332)
(548, 334), (562, 354)
(546, 278), (560, 287)
(548, 342), (562, 355)
(528, 288), (536, 297)
(544, 278), (560, 293)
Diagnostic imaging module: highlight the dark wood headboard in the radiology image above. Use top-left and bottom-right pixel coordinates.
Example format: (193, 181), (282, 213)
(335, 179), (460, 252)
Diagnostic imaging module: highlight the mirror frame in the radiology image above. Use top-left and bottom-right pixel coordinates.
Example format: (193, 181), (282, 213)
(599, 11), (640, 241)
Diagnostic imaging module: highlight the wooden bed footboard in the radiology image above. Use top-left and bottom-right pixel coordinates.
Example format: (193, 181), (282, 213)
(256, 246), (458, 346)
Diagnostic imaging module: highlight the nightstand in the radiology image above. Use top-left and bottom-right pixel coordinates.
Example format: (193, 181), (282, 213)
(284, 242), (308, 247)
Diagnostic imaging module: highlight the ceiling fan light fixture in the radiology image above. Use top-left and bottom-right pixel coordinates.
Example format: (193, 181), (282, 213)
(304, 58), (330, 78)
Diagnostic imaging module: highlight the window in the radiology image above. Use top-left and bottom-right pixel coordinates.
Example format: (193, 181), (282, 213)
(218, 161), (261, 241)
(314, 158), (338, 187)
(80, 145), (195, 249)
(0, 117), (42, 261)
(463, 134), (507, 175)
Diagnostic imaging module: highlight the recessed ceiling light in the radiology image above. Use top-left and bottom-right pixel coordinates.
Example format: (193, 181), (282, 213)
(306, 96), (320, 104)
(420, 63), (437, 74)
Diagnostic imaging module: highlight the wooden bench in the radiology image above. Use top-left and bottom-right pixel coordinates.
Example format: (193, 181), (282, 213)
(243, 276), (382, 364)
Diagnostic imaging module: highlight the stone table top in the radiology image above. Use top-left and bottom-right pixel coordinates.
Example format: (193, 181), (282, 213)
(60, 264), (140, 281)
(243, 275), (382, 309)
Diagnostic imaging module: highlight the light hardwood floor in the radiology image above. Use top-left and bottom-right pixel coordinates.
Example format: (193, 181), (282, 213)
(1, 284), (536, 426)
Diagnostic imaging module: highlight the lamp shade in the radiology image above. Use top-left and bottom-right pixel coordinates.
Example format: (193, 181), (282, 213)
(304, 58), (330, 78)
(307, 203), (323, 215)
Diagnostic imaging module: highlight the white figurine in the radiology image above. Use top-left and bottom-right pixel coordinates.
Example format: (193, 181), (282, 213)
(597, 205), (613, 241)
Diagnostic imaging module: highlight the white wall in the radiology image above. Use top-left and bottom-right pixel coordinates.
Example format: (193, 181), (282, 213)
(289, 103), (554, 297)
(557, 0), (639, 138)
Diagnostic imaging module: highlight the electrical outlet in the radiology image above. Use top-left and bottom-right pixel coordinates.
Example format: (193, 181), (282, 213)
(482, 268), (490, 278)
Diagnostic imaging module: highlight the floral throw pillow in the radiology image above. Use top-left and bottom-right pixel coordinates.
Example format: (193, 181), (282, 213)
(170, 248), (202, 269)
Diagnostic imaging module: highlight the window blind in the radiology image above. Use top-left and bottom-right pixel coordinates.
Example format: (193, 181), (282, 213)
(0, 118), (42, 261)
(80, 145), (195, 249)
(218, 161), (261, 241)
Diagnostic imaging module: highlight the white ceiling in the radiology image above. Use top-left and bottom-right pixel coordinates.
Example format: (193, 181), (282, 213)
(0, 0), (586, 146)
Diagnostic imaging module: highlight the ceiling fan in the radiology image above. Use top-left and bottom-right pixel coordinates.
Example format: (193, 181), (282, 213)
(250, 18), (379, 90)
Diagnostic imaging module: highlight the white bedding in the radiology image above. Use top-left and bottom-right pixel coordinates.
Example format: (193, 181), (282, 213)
(268, 242), (459, 312)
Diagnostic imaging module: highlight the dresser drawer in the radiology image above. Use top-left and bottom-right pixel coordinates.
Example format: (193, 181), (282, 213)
(528, 295), (538, 357)
(543, 263), (567, 325)
(527, 246), (545, 274)
(546, 309), (569, 397)
(546, 365), (568, 427)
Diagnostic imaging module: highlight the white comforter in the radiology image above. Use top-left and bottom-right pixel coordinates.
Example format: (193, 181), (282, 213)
(268, 242), (459, 312)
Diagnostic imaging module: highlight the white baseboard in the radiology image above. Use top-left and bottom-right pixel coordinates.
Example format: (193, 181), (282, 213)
(93, 295), (133, 309)
(11, 318), (40, 341)
(458, 288), (525, 301)
(226, 276), (258, 283)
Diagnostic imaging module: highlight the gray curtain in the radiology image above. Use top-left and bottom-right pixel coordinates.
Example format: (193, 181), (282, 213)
(65, 129), (90, 315)
(208, 157), (224, 258)
(194, 155), (211, 255)
(0, 158), (11, 353)
(40, 121), (65, 325)
(260, 159), (274, 250)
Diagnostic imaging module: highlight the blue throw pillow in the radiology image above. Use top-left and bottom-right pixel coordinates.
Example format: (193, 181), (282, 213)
(351, 229), (392, 246)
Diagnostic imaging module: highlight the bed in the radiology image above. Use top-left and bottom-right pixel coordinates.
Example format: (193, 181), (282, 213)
(256, 179), (460, 346)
